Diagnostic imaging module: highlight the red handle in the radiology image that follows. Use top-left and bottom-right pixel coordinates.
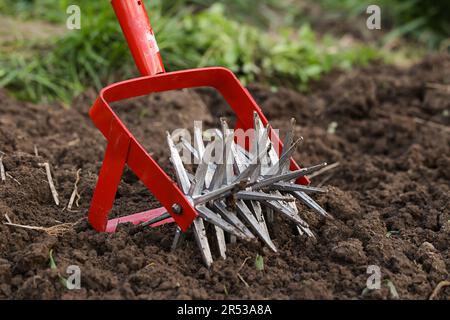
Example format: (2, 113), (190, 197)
(111, 0), (165, 76)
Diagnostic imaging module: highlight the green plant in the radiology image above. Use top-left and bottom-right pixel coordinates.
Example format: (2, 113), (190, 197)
(0, 1), (380, 103)
(49, 249), (69, 288)
(319, 0), (450, 49)
(255, 254), (264, 271)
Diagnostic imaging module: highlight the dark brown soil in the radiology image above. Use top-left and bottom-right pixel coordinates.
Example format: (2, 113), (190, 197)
(0, 54), (449, 300)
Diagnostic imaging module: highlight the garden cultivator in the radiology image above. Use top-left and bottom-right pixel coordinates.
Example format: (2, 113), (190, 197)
(88, 0), (331, 267)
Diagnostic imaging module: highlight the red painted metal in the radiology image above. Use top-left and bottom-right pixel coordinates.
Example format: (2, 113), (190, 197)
(111, 0), (164, 76)
(87, 0), (309, 233)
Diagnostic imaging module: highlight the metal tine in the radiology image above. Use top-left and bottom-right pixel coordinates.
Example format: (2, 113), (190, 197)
(250, 125), (270, 182)
(196, 205), (249, 240)
(214, 224), (227, 260)
(250, 162), (328, 190)
(212, 201), (255, 239)
(266, 207), (274, 223)
(262, 199), (311, 228)
(249, 200), (269, 235)
(249, 160), (262, 183)
(194, 122), (205, 160)
(167, 132), (191, 194)
(220, 118), (235, 185)
(180, 137), (200, 164)
(208, 135), (226, 190)
(188, 162), (208, 196)
(291, 191), (331, 218)
(234, 141), (271, 183)
(251, 112), (263, 157)
(270, 190), (311, 237)
(194, 131), (229, 259)
(299, 225), (315, 238)
(189, 142), (218, 196)
(187, 172), (195, 183)
(204, 163), (217, 189)
(194, 179), (247, 206)
(278, 137), (303, 169)
(231, 143), (248, 174)
(256, 124), (273, 175)
(265, 137), (303, 176)
(205, 140), (220, 189)
(235, 143), (251, 160)
(180, 137), (217, 188)
(171, 227), (184, 251)
(236, 200), (277, 252)
(192, 217), (213, 267)
(268, 182), (328, 194)
(253, 112), (278, 166)
(280, 118), (296, 173)
(236, 191), (295, 202)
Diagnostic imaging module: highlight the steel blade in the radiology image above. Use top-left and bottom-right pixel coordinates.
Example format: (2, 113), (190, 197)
(213, 201), (255, 239)
(236, 200), (277, 252)
(196, 205), (249, 240)
(167, 132), (191, 194)
(192, 217), (213, 267)
(291, 191), (330, 218)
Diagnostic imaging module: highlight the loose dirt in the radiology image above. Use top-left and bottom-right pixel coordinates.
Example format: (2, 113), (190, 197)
(0, 54), (448, 299)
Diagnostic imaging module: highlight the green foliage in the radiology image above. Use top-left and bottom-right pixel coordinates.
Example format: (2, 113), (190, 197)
(0, 1), (379, 103)
(255, 254), (264, 271)
(320, 0), (450, 49)
(49, 250), (69, 288)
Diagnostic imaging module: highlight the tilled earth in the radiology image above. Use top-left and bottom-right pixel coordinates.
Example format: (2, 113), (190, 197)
(0, 54), (448, 299)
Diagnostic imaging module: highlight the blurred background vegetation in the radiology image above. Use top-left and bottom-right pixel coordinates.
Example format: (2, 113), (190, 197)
(0, 0), (448, 105)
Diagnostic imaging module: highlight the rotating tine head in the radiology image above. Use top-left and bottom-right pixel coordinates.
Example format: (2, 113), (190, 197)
(158, 113), (332, 267)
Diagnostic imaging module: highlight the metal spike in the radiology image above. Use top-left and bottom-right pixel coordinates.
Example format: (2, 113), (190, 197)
(266, 207), (274, 223)
(221, 118), (235, 185)
(253, 112), (279, 166)
(189, 142), (218, 196)
(167, 132), (191, 194)
(279, 117), (296, 173)
(236, 191), (295, 202)
(194, 122), (205, 159)
(251, 163), (328, 190)
(214, 225), (227, 259)
(180, 137), (200, 164)
(189, 162), (208, 196)
(231, 143), (248, 174)
(291, 191), (330, 218)
(171, 227), (184, 251)
(265, 137), (302, 176)
(209, 163), (226, 190)
(268, 182), (328, 194)
(249, 200), (269, 235)
(235, 143), (251, 160)
(212, 201), (255, 239)
(194, 180), (247, 206)
(192, 218), (213, 267)
(234, 141), (271, 183)
(262, 199), (310, 228)
(273, 190), (313, 238)
(196, 205), (249, 240)
(236, 200), (277, 252)
(204, 140), (219, 189)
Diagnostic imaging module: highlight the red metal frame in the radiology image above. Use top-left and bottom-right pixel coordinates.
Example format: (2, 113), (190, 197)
(88, 0), (309, 233)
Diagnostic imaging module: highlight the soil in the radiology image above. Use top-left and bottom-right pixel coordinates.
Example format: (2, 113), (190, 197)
(0, 54), (449, 300)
